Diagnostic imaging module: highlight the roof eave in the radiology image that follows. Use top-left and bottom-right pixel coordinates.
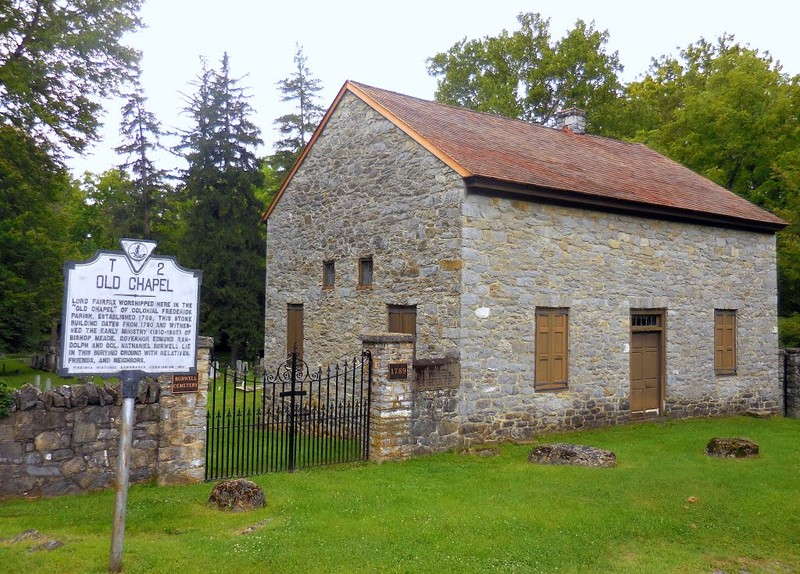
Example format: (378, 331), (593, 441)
(464, 177), (788, 234)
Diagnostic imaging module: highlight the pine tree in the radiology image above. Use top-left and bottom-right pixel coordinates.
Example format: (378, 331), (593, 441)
(271, 45), (325, 176)
(176, 54), (265, 362)
(115, 80), (170, 239)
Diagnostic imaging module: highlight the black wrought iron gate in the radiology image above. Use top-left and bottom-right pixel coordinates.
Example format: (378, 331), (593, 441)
(205, 350), (372, 480)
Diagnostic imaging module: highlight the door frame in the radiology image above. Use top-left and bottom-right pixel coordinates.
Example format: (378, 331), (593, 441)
(630, 309), (666, 417)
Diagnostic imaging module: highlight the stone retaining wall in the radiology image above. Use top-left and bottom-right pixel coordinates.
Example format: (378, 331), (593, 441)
(0, 337), (212, 498)
(785, 349), (800, 418)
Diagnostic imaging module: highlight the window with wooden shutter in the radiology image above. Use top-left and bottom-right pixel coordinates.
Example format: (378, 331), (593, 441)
(535, 308), (568, 391)
(714, 310), (736, 375)
(388, 305), (416, 336)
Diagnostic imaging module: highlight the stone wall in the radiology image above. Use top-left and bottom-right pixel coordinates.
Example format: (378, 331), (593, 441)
(786, 349), (800, 418)
(0, 337), (212, 498)
(265, 92), (464, 366)
(459, 194), (782, 443)
(363, 335), (460, 461)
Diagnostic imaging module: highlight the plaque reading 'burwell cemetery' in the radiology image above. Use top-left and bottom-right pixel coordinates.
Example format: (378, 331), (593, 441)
(59, 239), (202, 376)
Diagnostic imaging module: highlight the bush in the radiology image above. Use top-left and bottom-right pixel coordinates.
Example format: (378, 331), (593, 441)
(779, 314), (800, 348)
(0, 380), (14, 417)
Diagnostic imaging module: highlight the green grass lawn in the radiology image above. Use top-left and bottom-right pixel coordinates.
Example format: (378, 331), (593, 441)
(1, 415), (799, 573)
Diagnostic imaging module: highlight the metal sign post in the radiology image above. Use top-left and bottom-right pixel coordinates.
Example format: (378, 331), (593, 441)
(109, 371), (142, 573)
(58, 239), (201, 573)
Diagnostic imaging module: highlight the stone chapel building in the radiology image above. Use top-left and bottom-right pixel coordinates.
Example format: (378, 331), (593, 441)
(261, 80), (786, 446)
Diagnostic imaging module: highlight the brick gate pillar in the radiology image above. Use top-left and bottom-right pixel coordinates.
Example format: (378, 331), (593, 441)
(361, 333), (416, 463)
(156, 336), (213, 484)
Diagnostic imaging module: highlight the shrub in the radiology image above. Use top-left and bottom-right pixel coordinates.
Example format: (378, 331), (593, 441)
(779, 314), (800, 348)
(0, 380), (14, 417)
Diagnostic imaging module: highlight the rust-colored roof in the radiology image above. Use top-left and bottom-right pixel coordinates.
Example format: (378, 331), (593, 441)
(262, 81), (786, 231)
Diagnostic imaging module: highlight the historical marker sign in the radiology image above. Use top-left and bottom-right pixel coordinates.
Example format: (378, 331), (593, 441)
(59, 239), (202, 376)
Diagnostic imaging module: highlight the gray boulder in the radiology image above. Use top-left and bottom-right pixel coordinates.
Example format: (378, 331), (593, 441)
(705, 437), (759, 458)
(208, 479), (266, 512)
(528, 443), (617, 468)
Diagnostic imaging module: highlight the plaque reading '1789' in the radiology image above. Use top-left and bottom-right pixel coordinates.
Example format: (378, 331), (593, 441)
(389, 363), (408, 380)
(59, 239), (202, 376)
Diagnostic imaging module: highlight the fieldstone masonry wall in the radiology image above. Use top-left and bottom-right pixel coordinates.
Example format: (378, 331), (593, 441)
(785, 349), (800, 418)
(265, 92), (464, 366)
(363, 334), (461, 461)
(156, 336), (212, 485)
(363, 334), (416, 462)
(0, 337), (212, 498)
(458, 194), (782, 443)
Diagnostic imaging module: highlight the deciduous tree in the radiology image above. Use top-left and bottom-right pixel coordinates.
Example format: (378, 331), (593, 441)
(610, 36), (800, 336)
(426, 12), (622, 129)
(0, 126), (74, 351)
(0, 0), (143, 156)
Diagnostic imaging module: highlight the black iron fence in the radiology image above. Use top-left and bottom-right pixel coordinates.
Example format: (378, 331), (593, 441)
(205, 350), (372, 480)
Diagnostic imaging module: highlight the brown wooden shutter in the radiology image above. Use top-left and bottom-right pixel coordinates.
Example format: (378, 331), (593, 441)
(535, 308), (568, 390)
(388, 305), (416, 336)
(714, 310), (736, 375)
(358, 257), (373, 288)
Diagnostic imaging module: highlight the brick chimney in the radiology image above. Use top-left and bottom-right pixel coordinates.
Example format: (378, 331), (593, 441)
(555, 107), (586, 134)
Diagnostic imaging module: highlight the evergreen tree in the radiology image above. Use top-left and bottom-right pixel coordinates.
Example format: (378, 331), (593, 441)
(176, 54), (265, 362)
(271, 45), (325, 176)
(115, 80), (171, 240)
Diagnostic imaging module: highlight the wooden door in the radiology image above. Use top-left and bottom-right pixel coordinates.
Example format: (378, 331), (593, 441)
(630, 331), (661, 413)
(287, 304), (303, 360)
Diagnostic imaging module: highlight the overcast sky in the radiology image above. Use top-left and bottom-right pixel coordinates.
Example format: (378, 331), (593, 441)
(68, 0), (800, 176)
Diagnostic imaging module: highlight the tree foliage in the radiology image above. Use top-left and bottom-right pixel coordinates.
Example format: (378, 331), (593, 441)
(0, 0), (144, 352)
(427, 25), (800, 340)
(0, 0), (143, 156)
(176, 54), (265, 361)
(271, 44), (325, 176)
(608, 36), (800, 320)
(612, 37), (798, 197)
(0, 126), (74, 351)
(426, 12), (622, 128)
(115, 80), (172, 239)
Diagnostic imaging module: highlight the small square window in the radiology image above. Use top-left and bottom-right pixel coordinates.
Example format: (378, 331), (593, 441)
(323, 261), (335, 288)
(358, 257), (373, 288)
